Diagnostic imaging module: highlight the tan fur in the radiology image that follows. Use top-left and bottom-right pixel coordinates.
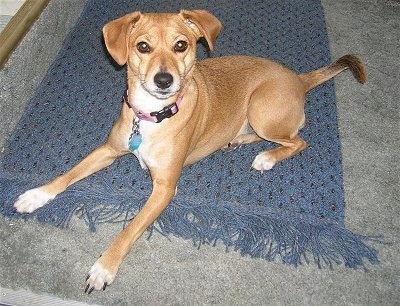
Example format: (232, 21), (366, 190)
(13, 10), (366, 293)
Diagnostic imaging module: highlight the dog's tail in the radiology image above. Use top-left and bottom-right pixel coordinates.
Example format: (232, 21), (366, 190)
(299, 54), (366, 92)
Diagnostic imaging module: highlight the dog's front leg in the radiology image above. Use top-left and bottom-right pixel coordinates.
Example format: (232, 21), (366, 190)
(13, 142), (126, 213)
(85, 173), (179, 293)
(14, 107), (132, 213)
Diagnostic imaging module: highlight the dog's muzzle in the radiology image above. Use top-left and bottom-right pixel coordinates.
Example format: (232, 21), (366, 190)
(148, 72), (179, 98)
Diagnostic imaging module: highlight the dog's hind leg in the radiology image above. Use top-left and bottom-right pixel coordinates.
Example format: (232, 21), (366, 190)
(251, 136), (307, 171)
(247, 81), (307, 171)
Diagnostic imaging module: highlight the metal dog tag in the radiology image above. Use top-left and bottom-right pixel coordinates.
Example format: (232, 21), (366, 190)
(129, 118), (142, 151)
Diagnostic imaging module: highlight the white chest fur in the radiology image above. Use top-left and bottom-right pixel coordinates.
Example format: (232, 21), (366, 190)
(132, 120), (159, 170)
(130, 85), (166, 169)
(131, 85), (165, 114)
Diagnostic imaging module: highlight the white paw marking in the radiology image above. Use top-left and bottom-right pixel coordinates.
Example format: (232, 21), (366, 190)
(85, 261), (115, 292)
(14, 188), (56, 213)
(252, 153), (275, 171)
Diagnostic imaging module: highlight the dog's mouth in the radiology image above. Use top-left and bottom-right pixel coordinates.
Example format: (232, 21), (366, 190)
(141, 87), (176, 100)
(154, 89), (176, 99)
(141, 80), (181, 99)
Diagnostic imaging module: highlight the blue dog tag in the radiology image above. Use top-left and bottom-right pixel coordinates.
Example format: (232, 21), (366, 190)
(129, 134), (142, 151)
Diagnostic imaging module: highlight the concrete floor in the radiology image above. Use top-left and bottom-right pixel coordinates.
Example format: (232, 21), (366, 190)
(0, 0), (399, 305)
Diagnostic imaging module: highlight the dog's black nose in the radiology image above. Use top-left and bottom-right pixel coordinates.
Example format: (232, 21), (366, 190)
(154, 72), (173, 89)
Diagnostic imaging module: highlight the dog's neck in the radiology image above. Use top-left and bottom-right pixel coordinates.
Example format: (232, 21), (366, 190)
(125, 85), (183, 123)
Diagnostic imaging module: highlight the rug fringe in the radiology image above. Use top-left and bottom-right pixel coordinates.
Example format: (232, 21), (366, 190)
(155, 197), (383, 270)
(0, 174), (383, 270)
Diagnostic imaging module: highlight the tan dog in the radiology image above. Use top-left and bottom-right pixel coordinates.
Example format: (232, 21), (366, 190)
(13, 10), (366, 292)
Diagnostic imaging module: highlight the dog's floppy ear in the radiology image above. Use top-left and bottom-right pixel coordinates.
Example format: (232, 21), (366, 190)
(180, 10), (222, 51)
(103, 11), (142, 65)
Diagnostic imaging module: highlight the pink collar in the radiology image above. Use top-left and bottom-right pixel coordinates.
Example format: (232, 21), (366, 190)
(123, 90), (183, 123)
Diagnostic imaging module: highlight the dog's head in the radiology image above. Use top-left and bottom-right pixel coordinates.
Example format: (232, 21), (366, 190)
(103, 10), (222, 99)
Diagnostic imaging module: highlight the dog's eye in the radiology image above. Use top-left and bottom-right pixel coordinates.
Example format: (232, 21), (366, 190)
(137, 42), (151, 53)
(174, 40), (188, 53)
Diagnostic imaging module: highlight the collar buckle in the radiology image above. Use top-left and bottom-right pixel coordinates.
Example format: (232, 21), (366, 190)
(150, 103), (178, 123)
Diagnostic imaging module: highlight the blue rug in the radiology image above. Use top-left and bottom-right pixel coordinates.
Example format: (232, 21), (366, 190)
(0, 0), (380, 269)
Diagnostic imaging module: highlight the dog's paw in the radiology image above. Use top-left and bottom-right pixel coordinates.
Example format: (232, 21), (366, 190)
(251, 153), (275, 171)
(14, 188), (56, 213)
(85, 261), (116, 294)
(221, 141), (241, 152)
